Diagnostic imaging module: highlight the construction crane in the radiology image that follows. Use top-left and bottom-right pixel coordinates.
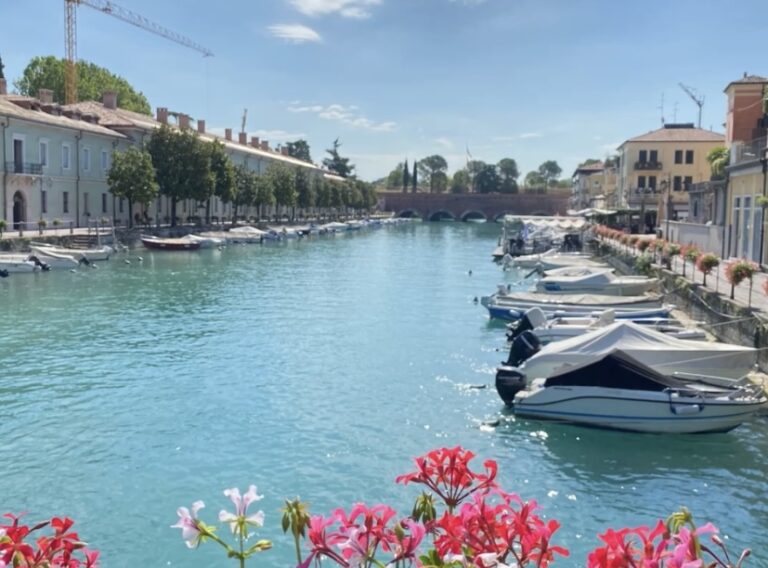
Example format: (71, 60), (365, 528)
(64, 0), (213, 105)
(679, 83), (705, 128)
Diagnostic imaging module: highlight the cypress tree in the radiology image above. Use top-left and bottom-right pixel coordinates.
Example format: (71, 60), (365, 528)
(0, 54), (4, 79)
(412, 161), (418, 193)
(402, 159), (410, 193)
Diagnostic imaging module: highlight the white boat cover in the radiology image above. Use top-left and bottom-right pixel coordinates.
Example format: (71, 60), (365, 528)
(495, 291), (661, 307)
(230, 226), (266, 235)
(521, 321), (756, 380)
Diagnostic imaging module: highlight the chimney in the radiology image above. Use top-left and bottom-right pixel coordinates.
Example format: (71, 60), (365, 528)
(102, 90), (117, 110)
(197, 119), (206, 134)
(250, 136), (260, 148)
(281, 147), (289, 156)
(179, 114), (190, 130)
(225, 128), (232, 141)
(0, 78), (6, 95)
(157, 107), (169, 124)
(239, 131), (247, 145)
(38, 89), (54, 104)
(261, 140), (269, 151)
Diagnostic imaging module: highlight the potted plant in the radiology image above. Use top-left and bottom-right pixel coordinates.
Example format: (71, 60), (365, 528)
(683, 245), (701, 281)
(38, 218), (47, 235)
(664, 243), (681, 271)
(0, 219), (6, 238)
(725, 258), (759, 300)
(697, 253), (720, 287)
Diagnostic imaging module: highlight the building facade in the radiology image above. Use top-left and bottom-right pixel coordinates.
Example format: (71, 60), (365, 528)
(617, 123), (724, 232)
(0, 79), (343, 229)
(570, 162), (617, 211)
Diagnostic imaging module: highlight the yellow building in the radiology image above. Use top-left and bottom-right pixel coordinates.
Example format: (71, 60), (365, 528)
(617, 123), (724, 231)
(571, 162), (618, 210)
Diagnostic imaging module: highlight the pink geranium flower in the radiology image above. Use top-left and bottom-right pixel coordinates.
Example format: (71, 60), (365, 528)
(171, 500), (205, 548)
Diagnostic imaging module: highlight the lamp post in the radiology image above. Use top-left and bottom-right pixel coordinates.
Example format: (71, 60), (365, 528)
(660, 179), (671, 241)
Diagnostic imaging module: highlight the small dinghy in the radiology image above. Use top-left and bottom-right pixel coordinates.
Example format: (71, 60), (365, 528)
(31, 243), (113, 261)
(507, 350), (767, 434)
(141, 236), (201, 251)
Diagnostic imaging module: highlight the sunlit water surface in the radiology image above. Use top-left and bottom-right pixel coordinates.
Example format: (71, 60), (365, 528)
(1, 223), (767, 566)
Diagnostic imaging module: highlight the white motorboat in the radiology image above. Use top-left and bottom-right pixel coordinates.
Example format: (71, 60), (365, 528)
(226, 226), (265, 243)
(534, 267), (659, 296)
(507, 351), (767, 434)
(31, 243), (113, 261)
(187, 234), (225, 248)
(512, 251), (607, 271)
(321, 222), (349, 233)
(508, 308), (706, 344)
(346, 220), (364, 231)
(500, 321), (756, 382)
(268, 226), (299, 239)
(29, 248), (80, 269)
(0, 254), (40, 273)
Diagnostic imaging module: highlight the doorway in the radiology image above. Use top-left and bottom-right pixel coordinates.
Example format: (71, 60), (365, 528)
(12, 191), (25, 230)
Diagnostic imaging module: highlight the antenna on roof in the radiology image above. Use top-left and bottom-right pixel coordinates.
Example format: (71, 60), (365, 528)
(240, 108), (248, 135)
(657, 93), (665, 126)
(679, 83), (705, 128)
(673, 101), (678, 122)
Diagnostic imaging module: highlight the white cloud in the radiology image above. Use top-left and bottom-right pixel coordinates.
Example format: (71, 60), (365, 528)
(519, 132), (543, 139)
(492, 133), (543, 142)
(208, 128), (306, 142)
(450, 0), (487, 5)
(600, 142), (621, 154)
(288, 0), (382, 19)
(288, 102), (396, 132)
(434, 137), (454, 149)
(268, 24), (322, 43)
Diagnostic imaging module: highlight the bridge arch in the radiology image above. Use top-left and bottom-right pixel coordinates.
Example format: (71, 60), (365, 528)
(459, 210), (488, 222)
(428, 210), (456, 222)
(493, 211), (515, 222)
(397, 209), (421, 219)
(529, 210), (551, 217)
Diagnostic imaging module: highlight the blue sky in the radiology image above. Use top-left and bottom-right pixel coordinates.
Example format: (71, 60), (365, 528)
(2, 0), (768, 180)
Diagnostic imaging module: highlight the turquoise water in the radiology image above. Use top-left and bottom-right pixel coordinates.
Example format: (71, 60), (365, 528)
(1, 223), (767, 567)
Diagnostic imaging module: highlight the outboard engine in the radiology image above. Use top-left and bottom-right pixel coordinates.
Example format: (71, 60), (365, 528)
(504, 330), (541, 367)
(495, 367), (527, 405)
(29, 255), (51, 272)
(0, 269), (8, 278)
(79, 256), (91, 266)
(506, 308), (547, 342)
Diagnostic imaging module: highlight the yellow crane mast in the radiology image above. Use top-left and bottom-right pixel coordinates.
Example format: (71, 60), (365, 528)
(64, 0), (213, 105)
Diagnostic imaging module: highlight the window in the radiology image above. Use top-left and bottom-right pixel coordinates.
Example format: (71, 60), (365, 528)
(84, 193), (89, 215)
(693, 200), (698, 219)
(12, 135), (24, 173)
(673, 176), (682, 191)
(82, 148), (91, 172)
(685, 150), (694, 164)
(649, 176), (657, 190)
(649, 150), (658, 163)
(101, 149), (109, 171)
(42, 190), (47, 214)
(63, 191), (69, 213)
(674, 150), (683, 164)
(102, 193), (108, 214)
(119, 198), (124, 214)
(684, 176), (693, 190)
(39, 140), (48, 168)
(62, 144), (71, 170)
(638, 150), (648, 163)
(637, 176), (646, 188)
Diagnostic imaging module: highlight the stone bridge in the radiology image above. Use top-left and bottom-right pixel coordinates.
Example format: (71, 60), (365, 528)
(378, 192), (570, 222)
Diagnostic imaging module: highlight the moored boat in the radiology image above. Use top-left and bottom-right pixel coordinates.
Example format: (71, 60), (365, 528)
(534, 267), (659, 296)
(0, 254), (40, 273)
(31, 243), (113, 261)
(141, 236), (201, 251)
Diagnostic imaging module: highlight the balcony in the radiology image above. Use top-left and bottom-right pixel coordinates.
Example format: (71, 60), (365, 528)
(5, 161), (43, 175)
(731, 137), (767, 167)
(627, 187), (660, 207)
(634, 161), (663, 170)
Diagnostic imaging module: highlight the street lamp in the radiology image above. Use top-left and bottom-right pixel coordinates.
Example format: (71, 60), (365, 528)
(660, 178), (672, 240)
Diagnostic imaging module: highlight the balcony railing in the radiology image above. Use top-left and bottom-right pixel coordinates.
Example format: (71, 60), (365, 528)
(5, 161), (43, 175)
(731, 137), (767, 167)
(634, 161), (663, 170)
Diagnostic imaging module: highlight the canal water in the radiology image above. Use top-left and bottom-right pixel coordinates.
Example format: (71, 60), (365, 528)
(1, 223), (767, 567)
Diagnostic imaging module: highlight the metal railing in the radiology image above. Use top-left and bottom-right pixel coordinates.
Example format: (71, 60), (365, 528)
(5, 161), (43, 175)
(634, 161), (663, 170)
(731, 136), (767, 167)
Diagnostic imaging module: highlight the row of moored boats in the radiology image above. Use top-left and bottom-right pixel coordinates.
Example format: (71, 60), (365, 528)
(484, 243), (767, 434)
(0, 243), (114, 275)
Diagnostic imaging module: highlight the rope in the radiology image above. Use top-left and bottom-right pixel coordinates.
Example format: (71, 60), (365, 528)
(651, 347), (768, 370)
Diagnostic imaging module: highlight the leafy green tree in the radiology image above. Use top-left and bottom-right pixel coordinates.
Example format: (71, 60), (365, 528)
(538, 160), (562, 188)
(474, 164), (500, 193)
(498, 158), (519, 194)
(578, 158), (601, 167)
(330, 181), (344, 213)
(287, 140), (312, 162)
(412, 160), (418, 193)
(707, 146), (729, 179)
(233, 165), (257, 222)
(604, 155), (619, 168)
(524, 170), (545, 191)
(15, 56), (151, 114)
(467, 160), (487, 193)
(255, 174), (275, 220)
(146, 125), (213, 225)
(451, 169), (471, 194)
(322, 138), (354, 178)
(107, 147), (158, 228)
(267, 163), (297, 218)
(315, 177), (332, 218)
(296, 168), (314, 218)
(431, 171), (449, 193)
(209, 140), (236, 222)
(401, 160), (409, 192)
(0, 54), (5, 79)
(417, 155), (448, 193)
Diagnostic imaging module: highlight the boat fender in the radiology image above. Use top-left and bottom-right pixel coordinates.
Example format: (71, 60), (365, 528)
(670, 404), (702, 415)
(505, 331), (541, 367)
(0, 269), (8, 278)
(495, 367), (527, 405)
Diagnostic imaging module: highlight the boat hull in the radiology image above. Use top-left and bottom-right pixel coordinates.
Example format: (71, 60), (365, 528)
(141, 237), (201, 251)
(513, 385), (768, 434)
(486, 303), (670, 321)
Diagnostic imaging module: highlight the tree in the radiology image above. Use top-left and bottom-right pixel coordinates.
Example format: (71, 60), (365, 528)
(296, 168), (314, 217)
(707, 146), (729, 179)
(451, 169), (471, 194)
(399, 160), (409, 192)
(538, 160), (562, 188)
(0, 54), (5, 79)
(286, 140), (312, 162)
(497, 158), (519, 194)
(267, 163), (297, 218)
(417, 155), (449, 193)
(431, 171), (448, 193)
(323, 138), (354, 178)
(233, 165), (257, 222)
(524, 171), (545, 191)
(475, 164), (500, 193)
(316, 177), (331, 211)
(209, 140), (236, 222)
(412, 160), (418, 193)
(604, 155), (619, 169)
(578, 158), (601, 167)
(467, 160), (487, 193)
(15, 56), (151, 114)
(107, 147), (158, 228)
(254, 173), (275, 220)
